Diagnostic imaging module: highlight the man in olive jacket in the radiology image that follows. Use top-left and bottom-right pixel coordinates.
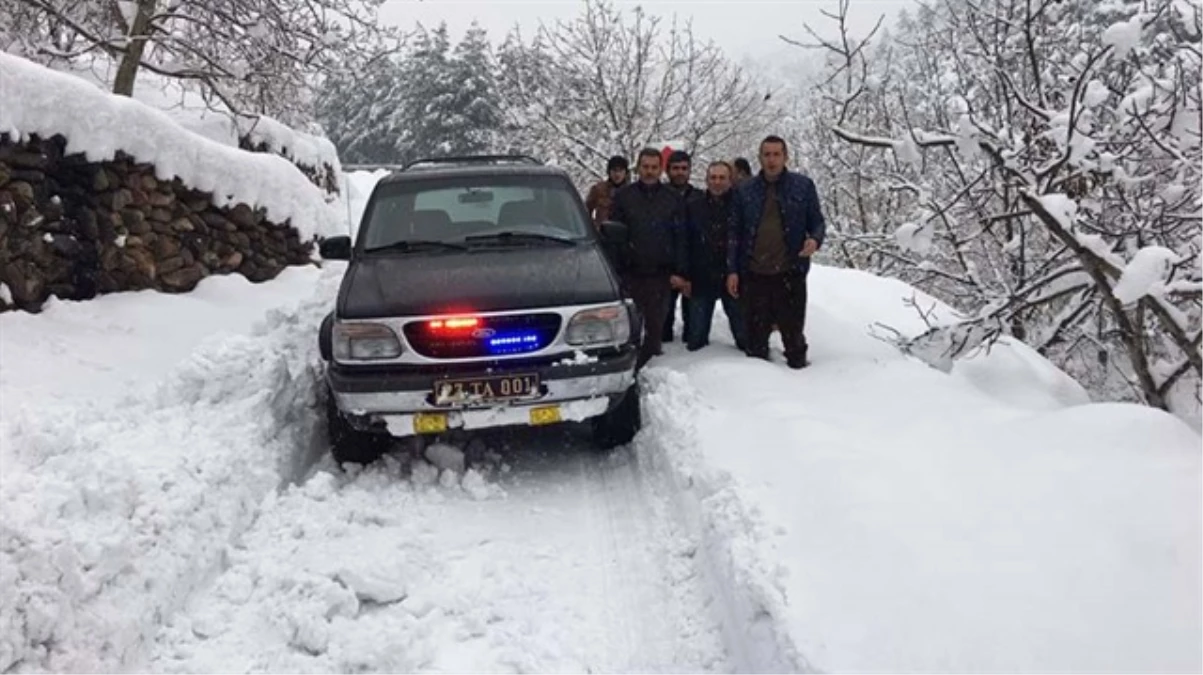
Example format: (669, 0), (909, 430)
(609, 147), (689, 368)
(726, 135), (826, 369)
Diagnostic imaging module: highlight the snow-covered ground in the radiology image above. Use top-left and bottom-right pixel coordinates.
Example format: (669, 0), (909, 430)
(639, 267), (1201, 673)
(1, 166), (1198, 672)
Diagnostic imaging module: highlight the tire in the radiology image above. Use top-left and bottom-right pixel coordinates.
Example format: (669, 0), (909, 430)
(591, 381), (642, 450)
(325, 387), (386, 467)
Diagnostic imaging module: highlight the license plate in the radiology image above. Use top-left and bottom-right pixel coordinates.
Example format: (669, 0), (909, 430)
(432, 372), (541, 405)
(412, 413), (448, 434)
(529, 405), (561, 426)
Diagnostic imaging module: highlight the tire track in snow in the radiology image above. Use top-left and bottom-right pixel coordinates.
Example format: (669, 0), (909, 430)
(149, 424), (731, 673)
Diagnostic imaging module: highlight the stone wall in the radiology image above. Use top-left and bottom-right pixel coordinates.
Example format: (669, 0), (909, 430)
(0, 133), (316, 313)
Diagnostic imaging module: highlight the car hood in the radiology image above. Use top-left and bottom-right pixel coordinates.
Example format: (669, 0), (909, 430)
(337, 242), (620, 318)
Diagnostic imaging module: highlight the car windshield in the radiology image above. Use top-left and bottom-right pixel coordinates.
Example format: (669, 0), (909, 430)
(360, 174), (591, 251)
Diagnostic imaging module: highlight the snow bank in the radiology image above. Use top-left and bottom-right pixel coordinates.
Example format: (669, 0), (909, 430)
(341, 169), (390, 237)
(0, 53), (344, 241)
(635, 368), (807, 672)
(0, 266), (324, 415)
(0, 267), (341, 672)
(640, 264), (1201, 672)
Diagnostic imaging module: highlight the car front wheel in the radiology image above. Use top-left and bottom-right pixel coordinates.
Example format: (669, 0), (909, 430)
(324, 386), (386, 467)
(591, 381), (641, 450)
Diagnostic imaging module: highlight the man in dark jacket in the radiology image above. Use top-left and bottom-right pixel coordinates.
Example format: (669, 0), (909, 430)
(726, 135), (826, 369)
(663, 150), (699, 343)
(732, 157), (753, 186)
(584, 155), (629, 228)
(609, 147), (689, 368)
(682, 160), (746, 352)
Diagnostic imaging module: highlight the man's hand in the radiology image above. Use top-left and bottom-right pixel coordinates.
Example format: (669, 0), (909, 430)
(670, 274), (688, 292)
(726, 273), (739, 298)
(800, 238), (819, 258)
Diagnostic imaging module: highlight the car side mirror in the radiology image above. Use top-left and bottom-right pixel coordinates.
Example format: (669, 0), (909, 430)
(598, 220), (627, 245)
(319, 235), (352, 260)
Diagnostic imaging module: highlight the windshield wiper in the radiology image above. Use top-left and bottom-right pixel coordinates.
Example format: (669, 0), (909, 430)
(464, 231), (578, 247)
(363, 239), (468, 254)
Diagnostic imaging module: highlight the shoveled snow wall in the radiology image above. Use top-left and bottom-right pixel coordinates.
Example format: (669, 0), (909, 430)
(0, 269), (339, 673)
(0, 52), (345, 312)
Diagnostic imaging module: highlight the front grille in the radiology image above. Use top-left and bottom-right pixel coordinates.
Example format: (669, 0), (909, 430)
(403, 312), (562, 359)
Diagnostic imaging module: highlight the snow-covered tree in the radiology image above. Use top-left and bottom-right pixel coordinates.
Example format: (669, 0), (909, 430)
(314, 21), (506, 165)
(314, 56), (408, 164)
(445, 22), (505, 156)
(495, 0), (780, 186)
(1, 0), (401, 127)
(793, 0), (1202, 417)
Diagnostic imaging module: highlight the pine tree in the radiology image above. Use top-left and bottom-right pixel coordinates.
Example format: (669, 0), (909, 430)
(446, 22), (504, 156)
(314, 58), (407, 164)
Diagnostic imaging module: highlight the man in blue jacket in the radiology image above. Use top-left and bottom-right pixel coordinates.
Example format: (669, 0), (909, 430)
(725, 135), (826, 369)
(682, 160), (746, 352)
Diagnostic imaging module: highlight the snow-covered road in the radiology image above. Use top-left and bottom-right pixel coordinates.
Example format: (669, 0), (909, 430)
(152, 427), (731, 673)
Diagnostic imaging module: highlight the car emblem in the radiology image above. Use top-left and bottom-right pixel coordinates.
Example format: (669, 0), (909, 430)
(471, 327), (496, 339)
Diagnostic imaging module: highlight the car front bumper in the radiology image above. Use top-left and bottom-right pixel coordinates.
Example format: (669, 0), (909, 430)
(327, 345), (637, 437)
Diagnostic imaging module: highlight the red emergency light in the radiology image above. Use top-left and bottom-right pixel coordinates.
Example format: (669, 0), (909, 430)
(428, 316), (480, 331)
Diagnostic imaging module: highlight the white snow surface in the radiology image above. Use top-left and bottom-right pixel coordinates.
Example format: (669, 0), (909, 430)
(0, 267), (336, 672)
(0, 53), (344, 241)
(0, 192), (1198, 675)
(643, 265), (1201, 673)
(46, 54), (341, 175)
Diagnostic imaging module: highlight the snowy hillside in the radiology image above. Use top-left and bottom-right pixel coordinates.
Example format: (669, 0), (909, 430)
(2, 164), (1197, 670)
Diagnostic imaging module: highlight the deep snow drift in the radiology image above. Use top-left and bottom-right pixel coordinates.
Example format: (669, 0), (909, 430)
(637, 265), (1202, 673)
(0, 266), (337, 672)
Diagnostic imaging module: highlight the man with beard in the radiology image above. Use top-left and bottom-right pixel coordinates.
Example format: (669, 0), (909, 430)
(609, 147), (689, 368)
(681, 160), (747, 352)
(662, 149), (700, 343)
(584, 155), (629, 228)
(726, 135), (826, 369)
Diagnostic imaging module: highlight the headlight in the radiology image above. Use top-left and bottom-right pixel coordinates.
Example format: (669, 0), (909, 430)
(565, 305), (631, 346)
(333, 322), (403, 360)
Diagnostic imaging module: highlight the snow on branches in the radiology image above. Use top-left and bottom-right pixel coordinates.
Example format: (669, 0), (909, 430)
(793, 0), (1202, 418)
(1, 0), (402, 127)
(495, 0), (779, 186)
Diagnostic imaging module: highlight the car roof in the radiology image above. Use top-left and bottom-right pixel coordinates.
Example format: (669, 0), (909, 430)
(375, 155), (574, 185)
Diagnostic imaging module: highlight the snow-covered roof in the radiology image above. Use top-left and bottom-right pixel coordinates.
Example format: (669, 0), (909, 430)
(0, 53), (342, 241)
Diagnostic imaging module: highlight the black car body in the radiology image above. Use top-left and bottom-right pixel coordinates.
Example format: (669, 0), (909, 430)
(318, 156), (643, 463)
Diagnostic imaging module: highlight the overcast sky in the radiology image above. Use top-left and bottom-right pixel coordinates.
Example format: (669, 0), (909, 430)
(378, 0), (915, 66)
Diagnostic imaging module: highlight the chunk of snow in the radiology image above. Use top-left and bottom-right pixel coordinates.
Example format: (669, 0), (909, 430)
(895, 221), (934, 254)
(892, 135), (922, 166)
(0, 52), (342, 241)
(1101, 14), (1146, 59)
(1159, 182), (1186, 203)
(1034, 193), (1078, 228)
(334, 564), (407, 604)
(1083, 79), (1110, 107)
(1111, 245), (1181, 304)
(424, 442), (466, 474)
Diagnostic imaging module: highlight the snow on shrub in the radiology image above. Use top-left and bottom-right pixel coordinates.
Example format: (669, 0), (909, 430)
(0, 269), (340, 672)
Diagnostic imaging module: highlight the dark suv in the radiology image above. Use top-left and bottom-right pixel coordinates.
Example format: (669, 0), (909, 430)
(318, 155), (642, 465)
